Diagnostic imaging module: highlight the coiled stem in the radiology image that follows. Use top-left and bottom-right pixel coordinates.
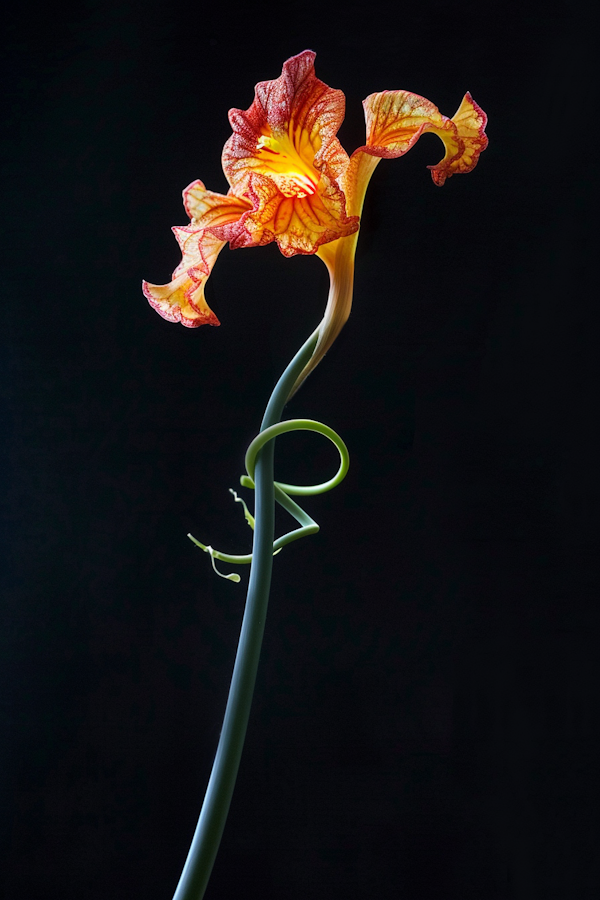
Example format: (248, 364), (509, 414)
(173, 327), (349, 900)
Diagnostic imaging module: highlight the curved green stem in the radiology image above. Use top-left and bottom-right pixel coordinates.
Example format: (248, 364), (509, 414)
(244, 418), (349, 496)
(172, 328), (319, 900)
(188, 423), (349, 573)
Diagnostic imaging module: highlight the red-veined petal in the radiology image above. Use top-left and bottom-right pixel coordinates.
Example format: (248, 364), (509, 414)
(183, 179), (252, 226)
(144, 183), (253, 327)
(211, 172), (358, 257)
(221, 50), (358, 256)
(357, 88), (488, 186)
(431, 92), (488, 185)
(143, 227), (225, 327)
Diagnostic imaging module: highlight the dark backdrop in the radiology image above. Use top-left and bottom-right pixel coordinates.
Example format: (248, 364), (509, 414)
(1, 2), (597, 898)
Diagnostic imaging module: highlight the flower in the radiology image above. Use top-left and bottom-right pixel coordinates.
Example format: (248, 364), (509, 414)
(143, 51), (487, 389)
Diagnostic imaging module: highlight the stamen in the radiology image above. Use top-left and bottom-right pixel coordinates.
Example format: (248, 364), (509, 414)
(257, 134), (280, 153)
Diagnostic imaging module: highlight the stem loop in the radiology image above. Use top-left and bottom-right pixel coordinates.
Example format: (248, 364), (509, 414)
(174, 327), (348, 900)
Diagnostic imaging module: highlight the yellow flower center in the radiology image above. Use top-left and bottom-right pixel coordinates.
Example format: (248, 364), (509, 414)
(256, 128), (320, 199)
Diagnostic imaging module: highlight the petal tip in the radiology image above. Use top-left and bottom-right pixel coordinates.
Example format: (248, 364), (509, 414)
(142, 278), (221, 328)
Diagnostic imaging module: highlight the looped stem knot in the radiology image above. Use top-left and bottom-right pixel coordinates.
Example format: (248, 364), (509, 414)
(188, 418), (349, 580)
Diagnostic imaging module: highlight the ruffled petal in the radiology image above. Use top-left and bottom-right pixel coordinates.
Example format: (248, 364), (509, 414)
(358, 89), (488, 186)
(362, 90), (447, 157)
(183, 179), (252, 226)
(430, 92), (488, 185)
(144, 183), (253, 327)
(143, 227), (225, 327)
(221, 50), (358, 256)
(211, 172), (358, 257)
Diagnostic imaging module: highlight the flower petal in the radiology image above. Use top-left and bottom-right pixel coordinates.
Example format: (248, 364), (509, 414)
(359, 89), (488, 186)
(144, 183), (253, 327)
(211, 172), (358, 257)
(430, 92), (488, 185)
(221, 50), (358, 255)
(143, 227), (225, 327)
(183, 179), (252, 226)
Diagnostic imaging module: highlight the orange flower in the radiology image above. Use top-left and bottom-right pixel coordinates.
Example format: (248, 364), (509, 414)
(143, 51), (487, 387)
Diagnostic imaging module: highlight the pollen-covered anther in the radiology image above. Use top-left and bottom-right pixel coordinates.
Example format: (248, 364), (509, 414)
(256, 134), (280, 153)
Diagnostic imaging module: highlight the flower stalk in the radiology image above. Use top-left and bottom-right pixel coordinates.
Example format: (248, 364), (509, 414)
(173, 328), (319, 900)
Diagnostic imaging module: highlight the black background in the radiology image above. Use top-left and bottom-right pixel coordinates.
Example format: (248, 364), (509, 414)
(1, 2), (597, 898)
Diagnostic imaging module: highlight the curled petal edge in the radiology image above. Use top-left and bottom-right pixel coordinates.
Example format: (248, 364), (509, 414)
(144, 183), (252, 327)
(359, 89), (488, 186)
(143, 227), (226, 328)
